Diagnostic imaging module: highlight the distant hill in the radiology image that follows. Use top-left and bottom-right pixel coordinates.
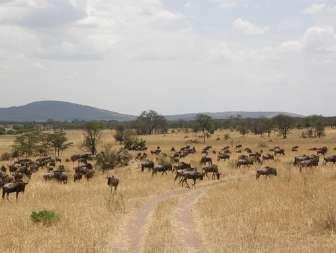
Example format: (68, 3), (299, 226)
(0, 101), (303, 122)
(164, 111), (303, 121)
(0, 101), (135, 122)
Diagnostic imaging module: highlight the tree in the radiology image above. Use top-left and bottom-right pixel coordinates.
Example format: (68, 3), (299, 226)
(135, 110), (168, 135)
(47, 130), (73, 158)
(13, 131), (43, 157)
(272, 115), (293, 139)
(82, 122), (103, 156)
(194, 114), (215, 143)
(96, 145), (131, 171)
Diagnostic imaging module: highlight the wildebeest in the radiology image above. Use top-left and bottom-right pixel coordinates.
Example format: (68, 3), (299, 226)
(200, 156), (213, 166)
(180, 171), (205, 188)
(152, 164), (172, 176)
(324, 155), (336, 165)
(202, 165), (221, 180)
(2, 181), (28, 200)
(262, 153), (274, 161)
(141, 160), (154, 172)
(217, 153), (230, 162)
(107, 176), (119, 192)
(256, 167), (277, 179)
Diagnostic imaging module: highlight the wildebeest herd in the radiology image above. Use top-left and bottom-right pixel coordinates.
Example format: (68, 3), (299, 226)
(1, 140), (336, 200)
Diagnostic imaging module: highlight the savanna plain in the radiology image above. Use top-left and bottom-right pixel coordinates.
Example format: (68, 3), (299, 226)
(1, 129), (336, 253)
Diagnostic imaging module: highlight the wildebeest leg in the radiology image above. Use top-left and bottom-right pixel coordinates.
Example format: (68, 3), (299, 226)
(16, 192), (19, 200)
(2, 191), (5, 199)
(193, 178), (196, 188)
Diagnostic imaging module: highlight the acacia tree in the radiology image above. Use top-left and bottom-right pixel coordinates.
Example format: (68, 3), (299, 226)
(194, 114), (216, 143)
(13, 131), (43, 157)
(48, 130), (73, 158)
(82, 122), (103, 156)
(135, 110), (167, 135)
(272, 115), (293, 139)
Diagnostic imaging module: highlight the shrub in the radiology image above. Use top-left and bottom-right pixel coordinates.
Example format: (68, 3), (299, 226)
(31, 210), (59, 225)
(124, 137), (147, 151)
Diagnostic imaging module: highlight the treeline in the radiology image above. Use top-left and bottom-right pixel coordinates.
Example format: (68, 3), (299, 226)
(0, 111), (335, 139)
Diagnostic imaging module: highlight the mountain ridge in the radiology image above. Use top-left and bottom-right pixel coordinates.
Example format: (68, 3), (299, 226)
(0, 101), (303, 122)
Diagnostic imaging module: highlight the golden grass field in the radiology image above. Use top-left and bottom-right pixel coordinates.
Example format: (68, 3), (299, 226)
(1, 129), (336, 252)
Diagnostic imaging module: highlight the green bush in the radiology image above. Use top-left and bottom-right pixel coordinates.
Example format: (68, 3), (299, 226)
(124, 137), (147, 151)
(31, 210), (59, 225)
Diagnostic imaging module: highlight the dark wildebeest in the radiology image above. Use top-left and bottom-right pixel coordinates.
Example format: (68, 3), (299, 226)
(317, 146), (328, 156)
(73, 172), (83, 182)
(324, 155), (336, 165)
(274, 149), (285, 156)
(256, 167), (277, 179)
(200, 156), (213, 166)
(180, 171), (205, 188)
(107, 176), (119, 192)
(152, 164), (172, 176)
(237, 159), (254, 168)
(2, 181), (28, 200)
(217, 153), (230, 162)
(292, 146), (299, 152)
(141, 160), (154, 172)
(202, 165), (221, 180)
(262, 153), (274, 161)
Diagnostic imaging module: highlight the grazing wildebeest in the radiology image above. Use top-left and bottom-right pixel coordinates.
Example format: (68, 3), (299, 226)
(237, 159), (254, 168)
(141, 160), (154, 172)
(73, 172), (83, 182)
(256, 167), (277, 179)
(85, 170), (95, 181)
(180, 171), (205, 188)
(107, 176), (119, 192)
(2, 181), (28, 200)
(274, 148), (285, 156)
(262, 154), (274, 161)
(292, 146), (299, 152)
(217, 153), (230, 161)
(324, 155), (336, 165)
(244, 148), (252, 153)
(202, 165), (221, 180)
(297, 155), (319, 172)
(200, 156), (213, 166)
(174, 162), (191, 171)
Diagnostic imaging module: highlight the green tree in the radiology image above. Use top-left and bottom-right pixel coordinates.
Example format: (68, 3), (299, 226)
(135, 110), (167, 135)
(13, 131), (43, 157)
(47, 130), (73, 158)
(82, 122), (103, 156)
(272, 115), (293, 139)
(194, 114), (215, 143)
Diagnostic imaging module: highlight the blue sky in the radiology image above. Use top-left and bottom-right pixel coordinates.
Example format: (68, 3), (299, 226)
(0, 0), (335, 115)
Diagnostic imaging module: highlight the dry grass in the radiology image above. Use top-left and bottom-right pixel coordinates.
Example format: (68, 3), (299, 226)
(1, 128), (336, 252)
(143, 198), (181, 253)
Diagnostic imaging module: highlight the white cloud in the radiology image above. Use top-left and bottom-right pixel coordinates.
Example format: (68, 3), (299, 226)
(209, 0), (250, 8)
(233, 18), (268, 35)
(304, 3), (336, 16)
(303, 26), (336, 55)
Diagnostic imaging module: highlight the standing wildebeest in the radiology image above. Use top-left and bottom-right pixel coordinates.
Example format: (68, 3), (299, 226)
(2, 181), (28, 200)
(217, 153), (230, 162)
(324, 155), (336, 165)
(141, 160), (154, 172)
(107, 176), (119, 192)
(256, 167), (277, 179)
(180, 171), (205, 188)
(200, 156), (213, 166)
(152, 164), (172, 176)
(202, 165), (221, 180)
(317, 146), (328, 156)
(274, 148), (285, 156)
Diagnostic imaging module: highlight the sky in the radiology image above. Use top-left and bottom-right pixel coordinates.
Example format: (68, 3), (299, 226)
(0, 0), (335, 116)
